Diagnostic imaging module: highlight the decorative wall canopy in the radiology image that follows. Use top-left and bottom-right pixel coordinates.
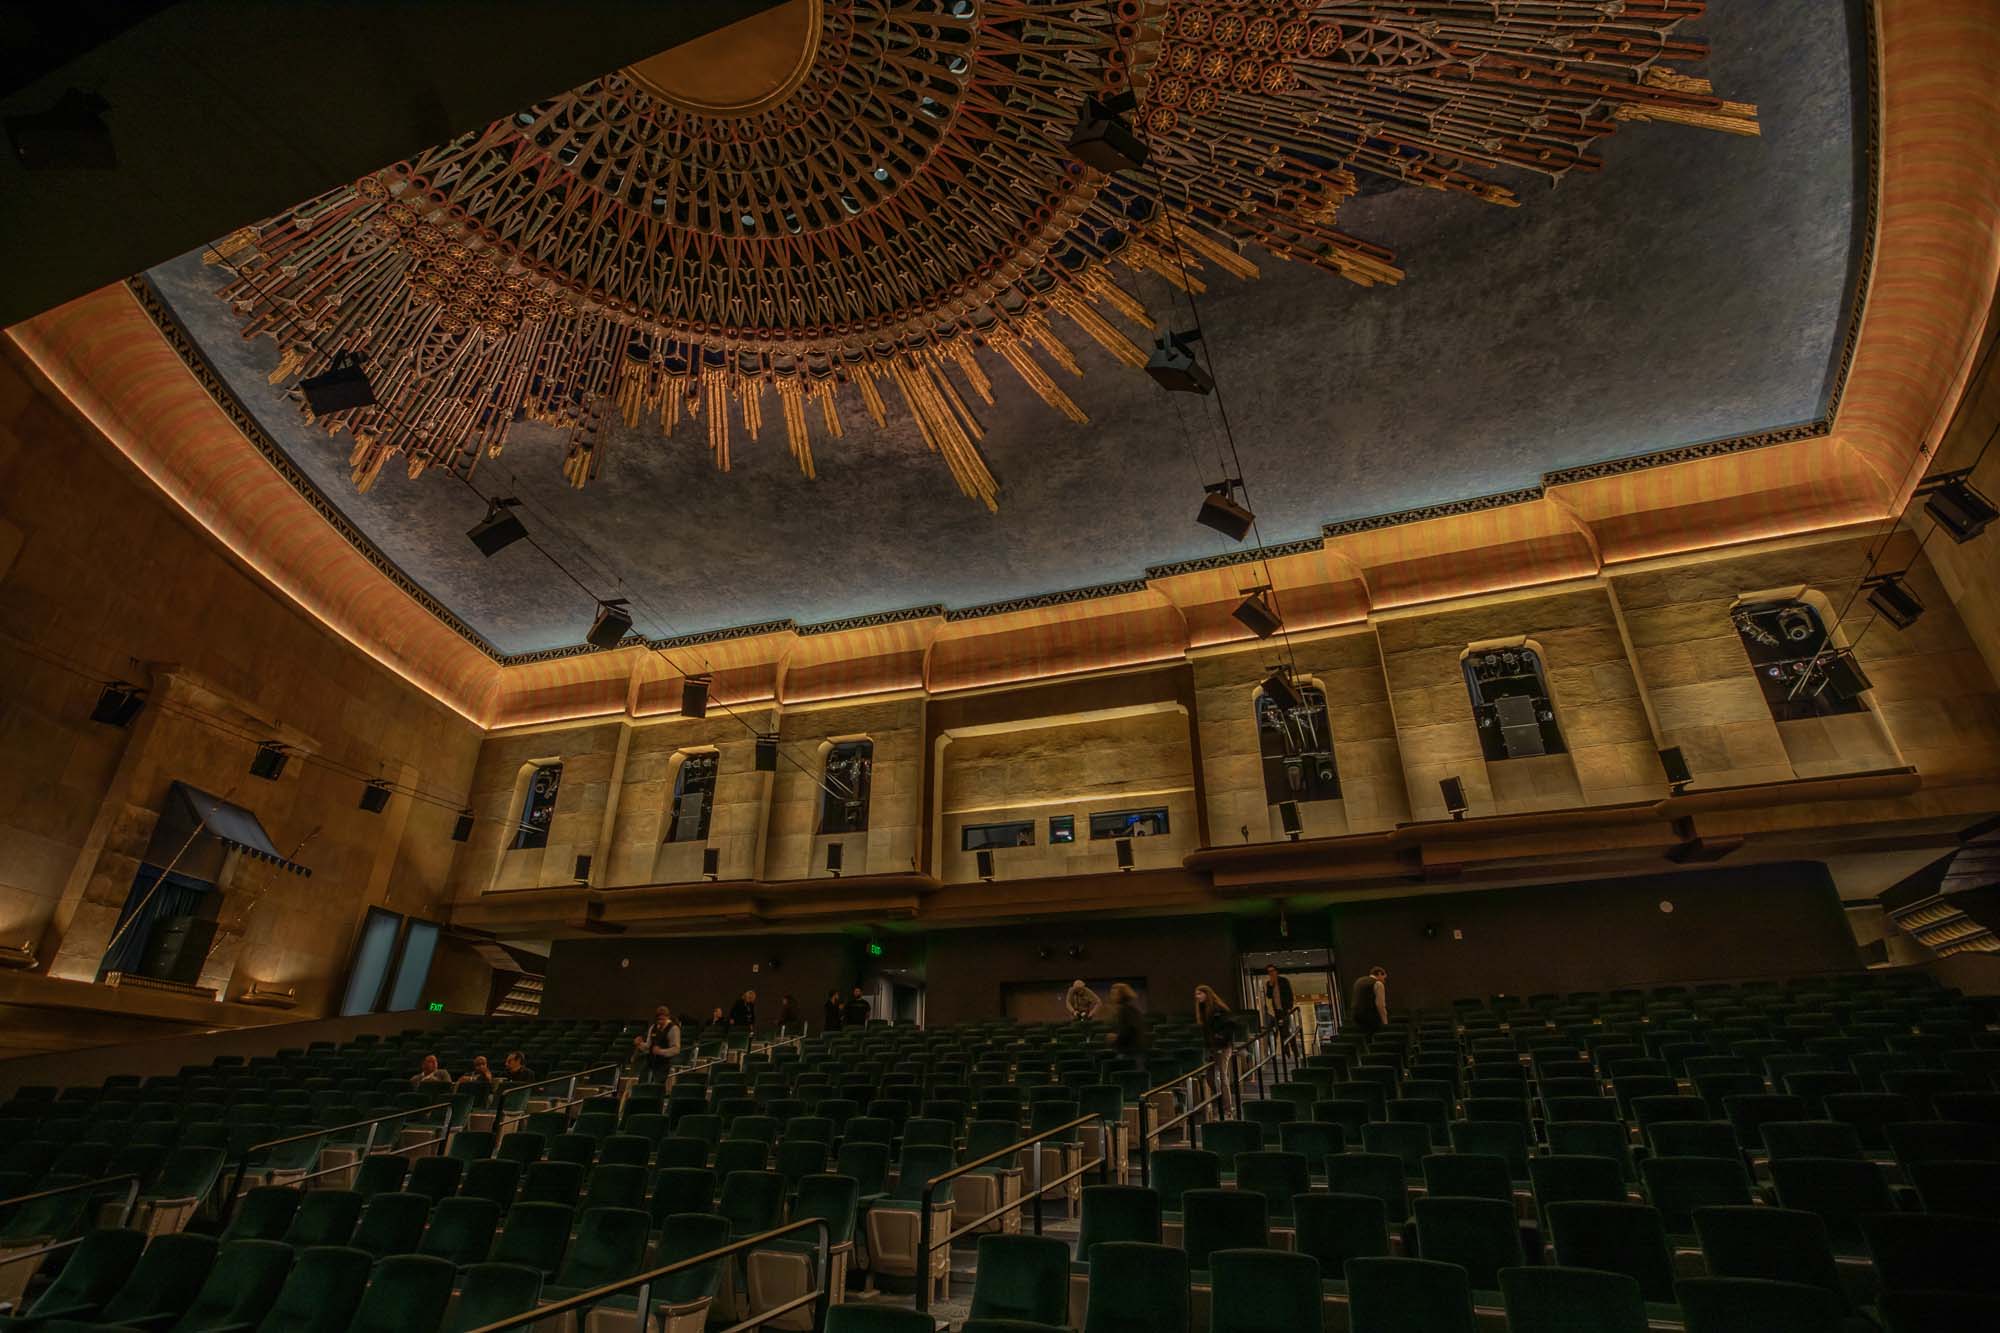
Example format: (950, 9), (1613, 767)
(210, 0), (1754, 509)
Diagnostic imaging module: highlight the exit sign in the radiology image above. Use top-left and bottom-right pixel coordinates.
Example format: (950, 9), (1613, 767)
(427, 1001), (444, 1012)
(867, 941), (883, 957)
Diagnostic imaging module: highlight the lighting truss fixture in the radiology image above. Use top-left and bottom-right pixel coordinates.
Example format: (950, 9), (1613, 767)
(359, 780), (392, 813)
(1232, 586), (1282, 639)
(466, 497), (528, 556)
(1197, 479), (1254, 542)
(89, 681), (146, 727)
(1260, 667), (1300, 712)
(1919, 471), (1997, 544)
(1821, 649), (1873, 702)
(682, 676), (711, 718)
(1863, 572), (1925, 630)
(1066, 91), (1147, 174)
(586, 598), (633, 650)
(298, 350), (376, 415)
(1145, 328), (1214, 395)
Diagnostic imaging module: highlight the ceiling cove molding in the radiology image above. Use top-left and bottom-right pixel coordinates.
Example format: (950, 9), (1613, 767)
(1820, 0), (1882, 427)
(1541, 422), (1834, 489)
(798, 605), (947, 636)
(944, 581), (1154, 623)
(1144, 540), (1327, 581)
(1320, 487), (1547, 539)
(124, 274), (505, 661)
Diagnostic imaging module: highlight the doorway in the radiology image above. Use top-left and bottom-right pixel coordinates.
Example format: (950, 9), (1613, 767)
(1240, 947), (1335, 1052)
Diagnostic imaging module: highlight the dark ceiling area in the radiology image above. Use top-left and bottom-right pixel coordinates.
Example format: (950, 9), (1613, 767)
(143, 0), (1867, 659)
(0, 0), (789, 326)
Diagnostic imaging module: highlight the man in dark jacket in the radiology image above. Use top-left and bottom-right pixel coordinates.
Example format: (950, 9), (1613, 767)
(729, 989), (757, 1030)
(841, 985), (872, 1027)
(1262, 965), (1296, 1053)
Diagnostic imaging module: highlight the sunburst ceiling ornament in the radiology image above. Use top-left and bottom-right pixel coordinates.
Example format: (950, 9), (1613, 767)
(208, 0), (1755, 510)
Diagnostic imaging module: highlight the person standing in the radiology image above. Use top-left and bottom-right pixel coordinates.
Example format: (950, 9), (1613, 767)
(842, 984), (872, 1028)
(823, 989), (845, 1032)
(729, 989), (758, 1031)
(1105, 983), (1147, 1071)
(1065, 979), (1102, 1022)
(1194, 984), (1235, 1115)
(1348, 967), (1389, 1035)
(638, 1006), (681, 1081)
(1261, 965), (1296, 1052)
(778, 994), (801, 1032)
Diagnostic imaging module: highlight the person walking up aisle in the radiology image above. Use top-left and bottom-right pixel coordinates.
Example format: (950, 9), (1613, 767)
(1195, 984), (1236, 1117)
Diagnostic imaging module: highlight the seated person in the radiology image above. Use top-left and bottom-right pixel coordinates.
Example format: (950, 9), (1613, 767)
(410, 1054), (452, 1087)
(456, 1055), (495, 1090)
(499, 1050), (537, 1087)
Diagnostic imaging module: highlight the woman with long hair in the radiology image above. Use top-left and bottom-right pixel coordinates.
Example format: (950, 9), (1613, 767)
(1194, 983), (1235, 1115)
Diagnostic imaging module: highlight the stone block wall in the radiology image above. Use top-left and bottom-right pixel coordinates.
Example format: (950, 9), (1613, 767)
(0, 346), (481, 1019)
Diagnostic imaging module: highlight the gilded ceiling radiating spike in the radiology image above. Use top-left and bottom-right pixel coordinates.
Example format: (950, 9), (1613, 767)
(206, 0), (1757, 510)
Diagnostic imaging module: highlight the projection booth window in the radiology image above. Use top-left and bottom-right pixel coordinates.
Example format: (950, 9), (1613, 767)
(1257, 681), (1341, 804)
(511, 763), (562, 850)
(1464, 646), (1566, 762)
(667, 751), (719, 843)
(820, 740), (873, 835)
(1732, 599), (1867, 721)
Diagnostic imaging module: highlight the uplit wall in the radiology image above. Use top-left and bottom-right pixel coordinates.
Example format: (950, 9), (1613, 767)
(443, 523), (2000, 910)
(0, 345), (482, 1024)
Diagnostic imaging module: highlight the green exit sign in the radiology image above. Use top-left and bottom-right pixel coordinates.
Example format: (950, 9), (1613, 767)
(427, 1001), (444, 1012)
(867, 942), (883, 957)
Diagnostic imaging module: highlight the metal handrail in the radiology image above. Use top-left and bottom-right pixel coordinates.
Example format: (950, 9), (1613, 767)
(459, 1216), (832, 1333)
(1134, 1058), (1218, 1187)
(915, 1110), (1114, 1313)
(226, 1099), (456, 1201)
(0, 1173), (141, 1270)
(493, 1062), (620, 1132)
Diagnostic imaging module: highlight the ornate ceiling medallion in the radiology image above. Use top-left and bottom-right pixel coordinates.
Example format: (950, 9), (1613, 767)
(209, 0), (1755, 510)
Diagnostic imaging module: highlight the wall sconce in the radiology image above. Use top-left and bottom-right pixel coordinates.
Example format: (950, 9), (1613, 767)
(239, 980), (298, 1008)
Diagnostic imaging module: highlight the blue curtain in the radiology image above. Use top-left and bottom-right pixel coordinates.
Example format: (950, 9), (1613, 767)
(97, 863), (211, 981)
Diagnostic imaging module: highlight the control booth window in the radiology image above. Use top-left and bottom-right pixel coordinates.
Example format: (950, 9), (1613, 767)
(820, 740), (873, 835)
(963, 820), (1035, 850)
(1257, 682), (1341, 805)
(1089, 807), (1169, 840)
(1049, 815), (1076, 844)
(1732, 599), (1867, 721)
(1464, 646), (1566, 761)
(667, 752), (718, 843)
(512, 763), (562, 850)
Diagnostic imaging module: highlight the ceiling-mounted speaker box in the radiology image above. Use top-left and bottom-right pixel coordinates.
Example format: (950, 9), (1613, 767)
(1440, 776), (1468, 819)
(1277, 800), (1302, 840)
(682, 677), (710, 718)
(250, 742), (288, 781)
(703, 847), (720, 879)
(976, 849), (994, 881)
(826, 842), (843, 876)
(1115, 838), (1135, 871)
